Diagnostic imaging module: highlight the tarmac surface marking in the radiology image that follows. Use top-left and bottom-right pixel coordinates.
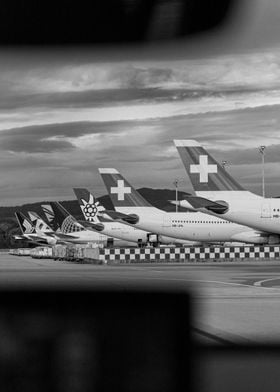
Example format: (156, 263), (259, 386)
(3, 254), (280, 343)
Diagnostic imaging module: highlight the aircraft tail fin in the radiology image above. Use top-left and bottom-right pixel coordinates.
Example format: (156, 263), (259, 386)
(28, 211), (53, 233)
(49, 202), (84, 234)
(41, 204), (55, 226)
(73, 188), (105, 223)
(174, 140), (244, 193)
(99, 168), (152, 208)
(15, 212), (35, 235)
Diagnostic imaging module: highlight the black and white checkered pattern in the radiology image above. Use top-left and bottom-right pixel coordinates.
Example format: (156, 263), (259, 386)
(99, 245), (280, 263)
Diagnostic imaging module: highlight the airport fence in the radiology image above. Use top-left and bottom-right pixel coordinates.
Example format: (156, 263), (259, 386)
(10, 244), (280, 263)
(99, 245), (280, 263)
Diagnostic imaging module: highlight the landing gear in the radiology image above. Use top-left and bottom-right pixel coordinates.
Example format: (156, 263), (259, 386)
(137, 239), (146, 248)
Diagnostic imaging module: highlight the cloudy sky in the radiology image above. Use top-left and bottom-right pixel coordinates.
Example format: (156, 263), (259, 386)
(2, 0), (280, 205)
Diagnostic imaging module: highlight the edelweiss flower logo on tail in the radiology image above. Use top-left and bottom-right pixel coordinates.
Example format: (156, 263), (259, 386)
(80, 194), (104, 222)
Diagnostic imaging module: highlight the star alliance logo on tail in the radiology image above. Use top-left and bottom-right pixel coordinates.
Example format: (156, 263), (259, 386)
(111, 180), (131, 201)
(190, 155), (217, 183)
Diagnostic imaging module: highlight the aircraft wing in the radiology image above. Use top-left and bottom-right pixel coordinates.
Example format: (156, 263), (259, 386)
(100, 210), (139, 224)
(184, 195), (229, 214)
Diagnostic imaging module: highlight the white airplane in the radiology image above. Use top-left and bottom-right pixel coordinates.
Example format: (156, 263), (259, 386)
(174, 139), (280, 244)
(98, 168), (271, 244)
(73, 187), (197, 246)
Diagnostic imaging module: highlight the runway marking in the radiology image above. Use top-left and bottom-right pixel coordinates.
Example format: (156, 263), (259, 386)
(254, 277), (280, 287)
(192, 326), (237, 345)
(118, 266), (280, 290)
(88, 270), (280, 291)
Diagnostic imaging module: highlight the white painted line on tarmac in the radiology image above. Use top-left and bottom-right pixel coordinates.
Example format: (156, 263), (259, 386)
(169, 278), (280, 291)
(102, 271), (280, 291)
(122, 266), (280, 290)
(254, 277), (280, 287)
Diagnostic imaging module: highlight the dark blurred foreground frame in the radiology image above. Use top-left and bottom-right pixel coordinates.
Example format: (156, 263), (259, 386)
(197, 345), (280, 392)
(0, 0), (240, 44)
(0, 288), (192, 392)
(1, 288), (280, 392)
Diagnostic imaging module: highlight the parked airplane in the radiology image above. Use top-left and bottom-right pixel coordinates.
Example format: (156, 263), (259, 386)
(174, 139), (280, 243)
(43, 201), (134, 247)
(98, 168), (270, 244)
(73, 188), (197, 246)
(14, 212), (67, 245)
(27, 211), (82, 244)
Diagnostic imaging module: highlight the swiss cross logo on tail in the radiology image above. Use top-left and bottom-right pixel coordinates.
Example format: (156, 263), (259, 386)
(190, 155), (217, 183)
(111, 180), (131, 200)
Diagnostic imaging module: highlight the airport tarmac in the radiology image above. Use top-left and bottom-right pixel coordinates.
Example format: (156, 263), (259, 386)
(2, 253), (280, 344)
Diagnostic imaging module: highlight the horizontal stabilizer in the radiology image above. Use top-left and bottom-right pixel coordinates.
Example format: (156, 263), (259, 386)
(168, 200), (198, 212)
(184, 195), (229, 214)
(50, 232), (78, 240)
(77, 220), (105, 232)
(101, 210), (139, 224)
(12, 235), (26, 240)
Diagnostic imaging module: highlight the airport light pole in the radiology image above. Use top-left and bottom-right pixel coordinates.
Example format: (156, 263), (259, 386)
(174, 179), (179, 213)
(259, 145), (266, 198)
(221, 160), (228, 170)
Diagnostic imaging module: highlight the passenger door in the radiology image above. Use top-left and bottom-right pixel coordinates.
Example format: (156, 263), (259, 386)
(261, 202), (271, 218)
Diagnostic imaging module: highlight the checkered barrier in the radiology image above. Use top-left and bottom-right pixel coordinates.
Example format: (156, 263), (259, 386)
(99, 245), (280, 263)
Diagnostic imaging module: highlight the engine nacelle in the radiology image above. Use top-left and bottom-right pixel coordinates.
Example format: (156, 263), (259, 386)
(46, 237), (57, 245)
(230, 231), (280, 245)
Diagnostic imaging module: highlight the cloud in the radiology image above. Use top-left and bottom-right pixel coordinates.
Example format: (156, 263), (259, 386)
(0, 121), (124, 153)
(2, 42), (280, 204)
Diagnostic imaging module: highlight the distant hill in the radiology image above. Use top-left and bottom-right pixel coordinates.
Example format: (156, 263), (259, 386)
(1, 188), (191, 248)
